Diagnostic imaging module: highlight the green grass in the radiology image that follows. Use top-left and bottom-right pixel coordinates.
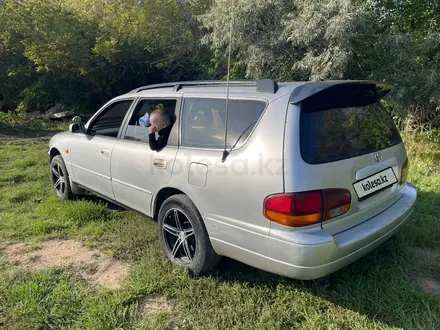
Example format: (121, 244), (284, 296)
(0, 131), (439, 329)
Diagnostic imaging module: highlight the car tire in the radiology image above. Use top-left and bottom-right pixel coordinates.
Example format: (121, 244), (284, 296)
(158, 194), (221, 276)
(50, 155), (74, 200)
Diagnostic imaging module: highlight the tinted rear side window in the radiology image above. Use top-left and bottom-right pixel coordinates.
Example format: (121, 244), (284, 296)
(300, 102), (402, 164)
(181, 98), (266, 149)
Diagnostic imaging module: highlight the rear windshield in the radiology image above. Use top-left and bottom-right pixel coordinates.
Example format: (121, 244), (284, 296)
(300, 102), (402, 164)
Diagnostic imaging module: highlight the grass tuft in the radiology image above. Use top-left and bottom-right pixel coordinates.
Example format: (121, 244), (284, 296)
(0, 269), (90, 330)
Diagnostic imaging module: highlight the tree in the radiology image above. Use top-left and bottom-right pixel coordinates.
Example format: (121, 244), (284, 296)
(199, 0), (373, 80)
(199, 0), (440, 128)
(0, 0), (209, 113)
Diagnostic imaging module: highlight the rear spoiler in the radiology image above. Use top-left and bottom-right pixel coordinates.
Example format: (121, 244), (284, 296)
(289, 81), (392, 104)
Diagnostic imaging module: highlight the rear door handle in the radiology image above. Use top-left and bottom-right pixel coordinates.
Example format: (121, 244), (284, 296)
(154, 158), (167, 169)
(101, 149), (109, 157)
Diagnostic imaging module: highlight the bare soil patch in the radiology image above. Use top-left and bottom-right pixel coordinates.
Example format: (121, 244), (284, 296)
(408, 247), (440, 261)
(4, 239), (131, 289)
(408, 247), (440, 294)
(142, 294), (172, 315)
(141, 294), (178, 328)
(418, 278), (440, 294)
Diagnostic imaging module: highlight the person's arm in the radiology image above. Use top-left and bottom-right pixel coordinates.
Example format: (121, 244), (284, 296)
(149, 125), (172, 151)
(151, 133), (170, 151)
(148, 132), (158, 151)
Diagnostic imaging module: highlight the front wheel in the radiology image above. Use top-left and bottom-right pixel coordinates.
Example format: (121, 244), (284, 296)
(158, 194), (221, 276)
(50, 155), (74, 200)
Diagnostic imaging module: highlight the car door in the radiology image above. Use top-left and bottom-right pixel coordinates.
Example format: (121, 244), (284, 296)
(170, 96), (276, 264)
(69, 98), (135, 199)
(110, 96), (181, 216)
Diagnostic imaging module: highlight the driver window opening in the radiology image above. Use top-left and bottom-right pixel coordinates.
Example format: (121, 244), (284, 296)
(88, 100), (133, 137)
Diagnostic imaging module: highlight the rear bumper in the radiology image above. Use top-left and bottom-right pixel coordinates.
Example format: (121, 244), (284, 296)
(267, 183), (417, 280)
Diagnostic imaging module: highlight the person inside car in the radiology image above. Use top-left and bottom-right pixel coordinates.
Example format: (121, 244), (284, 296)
(148, 108), (173, 151)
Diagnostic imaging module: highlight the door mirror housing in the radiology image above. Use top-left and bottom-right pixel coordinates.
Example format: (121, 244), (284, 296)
(69, 116), (85, 133)
(72, 116), (82, 124)
(69, 122), (85, 133)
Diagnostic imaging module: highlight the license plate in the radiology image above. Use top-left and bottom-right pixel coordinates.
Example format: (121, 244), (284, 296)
(353, 168), (397, 199)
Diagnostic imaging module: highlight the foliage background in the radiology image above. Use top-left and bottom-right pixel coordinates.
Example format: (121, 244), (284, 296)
(0, 0), (439, 129)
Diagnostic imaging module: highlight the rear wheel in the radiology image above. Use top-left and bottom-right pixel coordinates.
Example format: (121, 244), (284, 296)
(50, 155), (74, 200)
(158, 194), (221, 276)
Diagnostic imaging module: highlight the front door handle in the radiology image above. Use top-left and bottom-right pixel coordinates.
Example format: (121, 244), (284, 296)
(154, 158), (167, 169)
(101, 149), (109, 157)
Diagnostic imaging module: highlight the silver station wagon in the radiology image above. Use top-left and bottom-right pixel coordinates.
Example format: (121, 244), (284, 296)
(48, 80), (417, 279)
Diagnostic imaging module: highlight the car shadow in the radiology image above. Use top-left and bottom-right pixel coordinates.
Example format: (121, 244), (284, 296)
(207, 241), (408, 328)
(78, 194), (125, 212)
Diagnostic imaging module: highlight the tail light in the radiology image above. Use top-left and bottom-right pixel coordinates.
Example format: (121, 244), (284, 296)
(322, 189), (351, 220)
(264, 189), (351, 227)
(400, 158), (409, 185)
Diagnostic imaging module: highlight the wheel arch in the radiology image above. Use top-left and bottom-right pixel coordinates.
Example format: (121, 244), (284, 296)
(49, 147), (61, 160)
(152, 186), (205, 224)
(152, 187), (185, 221)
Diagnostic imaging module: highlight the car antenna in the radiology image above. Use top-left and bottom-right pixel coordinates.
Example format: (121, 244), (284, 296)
(221, 5), (234, 163)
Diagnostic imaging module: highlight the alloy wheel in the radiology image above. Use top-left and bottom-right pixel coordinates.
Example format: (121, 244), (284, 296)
(162, 208), (196, 265)
(51, 162), (67, 196)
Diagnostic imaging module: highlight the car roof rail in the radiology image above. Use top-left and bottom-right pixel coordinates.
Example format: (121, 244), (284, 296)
(130, 79), (279, 94)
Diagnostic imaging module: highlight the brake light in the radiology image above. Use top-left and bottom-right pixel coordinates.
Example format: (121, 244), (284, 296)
(400, 158), (409, 185)
(264, 189), (351, 227)
(322, 189), (351, 220)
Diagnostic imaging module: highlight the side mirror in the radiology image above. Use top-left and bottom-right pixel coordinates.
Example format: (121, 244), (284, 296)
(69, 122), (85, 133)
(72, 116), (82, 124)
(69, 116), (86, 133)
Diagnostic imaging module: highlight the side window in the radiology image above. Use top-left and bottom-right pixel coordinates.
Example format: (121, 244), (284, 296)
(181, 98), (266, 149)
(89, 100), (133, 137)
(124, 99), (177, 143)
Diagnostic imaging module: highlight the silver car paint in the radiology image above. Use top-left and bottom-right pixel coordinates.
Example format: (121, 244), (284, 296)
(69, 134), (118, 199)
(283, 103), (409, 235)
(111, 140), (178, 215)
(108, 94), (182, 215)
(49, 82), (417, 280)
